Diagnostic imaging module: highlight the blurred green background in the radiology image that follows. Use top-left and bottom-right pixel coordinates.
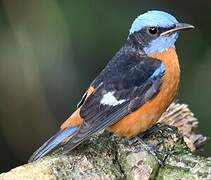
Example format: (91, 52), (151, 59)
(0, 0), (210, 172)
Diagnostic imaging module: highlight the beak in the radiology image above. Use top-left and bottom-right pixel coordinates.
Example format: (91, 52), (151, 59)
(160, 23), (195, 36)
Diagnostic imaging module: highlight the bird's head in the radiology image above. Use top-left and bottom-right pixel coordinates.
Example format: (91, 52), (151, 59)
(128, 10), (194, 54)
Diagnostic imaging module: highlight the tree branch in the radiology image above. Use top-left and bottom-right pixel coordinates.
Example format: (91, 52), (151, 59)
(0, 102), (209, 180)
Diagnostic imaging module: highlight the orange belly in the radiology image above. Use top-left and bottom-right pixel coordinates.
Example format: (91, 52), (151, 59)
(108, 48), (180, 138)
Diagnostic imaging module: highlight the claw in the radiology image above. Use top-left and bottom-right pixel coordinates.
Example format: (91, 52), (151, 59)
(129, 136), (165, 166)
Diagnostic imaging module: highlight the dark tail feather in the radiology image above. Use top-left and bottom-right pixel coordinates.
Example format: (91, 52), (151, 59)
(28, 126), (79, 163)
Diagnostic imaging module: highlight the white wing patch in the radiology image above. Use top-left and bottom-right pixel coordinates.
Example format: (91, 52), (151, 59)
(100, 91), (126, 106)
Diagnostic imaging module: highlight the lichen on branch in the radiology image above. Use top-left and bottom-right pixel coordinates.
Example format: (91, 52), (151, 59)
(0, 102), (209, 180)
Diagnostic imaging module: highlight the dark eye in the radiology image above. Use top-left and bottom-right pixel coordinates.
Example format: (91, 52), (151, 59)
(147, 27), (158, 35)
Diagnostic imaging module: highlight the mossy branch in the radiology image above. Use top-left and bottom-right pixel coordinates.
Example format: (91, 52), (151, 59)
(0, 102), (209, 180)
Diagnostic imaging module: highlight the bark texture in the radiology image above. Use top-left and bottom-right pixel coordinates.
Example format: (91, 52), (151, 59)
(0, 102), (209, 180)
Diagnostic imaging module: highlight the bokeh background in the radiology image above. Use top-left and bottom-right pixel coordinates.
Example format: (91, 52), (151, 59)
(0, 0), (210, 172)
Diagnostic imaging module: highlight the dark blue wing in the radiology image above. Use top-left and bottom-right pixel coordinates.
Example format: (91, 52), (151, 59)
(61, 51), (165, 152)
(28, 50), (165, 162)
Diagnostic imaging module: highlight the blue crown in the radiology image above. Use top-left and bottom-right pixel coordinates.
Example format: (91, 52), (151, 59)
(129, 10), (178, 35)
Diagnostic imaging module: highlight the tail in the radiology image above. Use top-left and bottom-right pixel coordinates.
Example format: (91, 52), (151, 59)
(28, 126), (79, 163)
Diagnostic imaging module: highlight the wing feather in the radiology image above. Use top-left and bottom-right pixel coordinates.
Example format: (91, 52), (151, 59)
(29, 50), (165, 161)
(62, 77), (163, 152)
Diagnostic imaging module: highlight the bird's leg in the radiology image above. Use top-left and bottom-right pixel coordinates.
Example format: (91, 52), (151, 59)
(141, 123), (179, 156)
(129, 135), (165, 166)
(129, 123), (177, 166)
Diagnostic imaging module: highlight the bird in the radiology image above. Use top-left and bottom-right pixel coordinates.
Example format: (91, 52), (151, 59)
(28, 10), (194, 162)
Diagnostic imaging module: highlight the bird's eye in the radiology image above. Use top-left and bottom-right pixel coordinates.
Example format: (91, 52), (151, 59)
(147, 27), (158, 35)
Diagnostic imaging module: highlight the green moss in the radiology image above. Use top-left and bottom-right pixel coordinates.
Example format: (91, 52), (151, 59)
(156, 165), (195, 180)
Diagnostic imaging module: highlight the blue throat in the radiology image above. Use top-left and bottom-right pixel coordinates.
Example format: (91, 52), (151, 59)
(143, 33), (178, 54)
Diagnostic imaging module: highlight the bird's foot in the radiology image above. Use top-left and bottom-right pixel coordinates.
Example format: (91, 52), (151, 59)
(129, 136), (165, 166)
(128, 123), (178, 166)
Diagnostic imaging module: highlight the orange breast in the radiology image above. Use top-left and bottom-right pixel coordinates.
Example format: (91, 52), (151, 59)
(108, 48), (180, 138)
